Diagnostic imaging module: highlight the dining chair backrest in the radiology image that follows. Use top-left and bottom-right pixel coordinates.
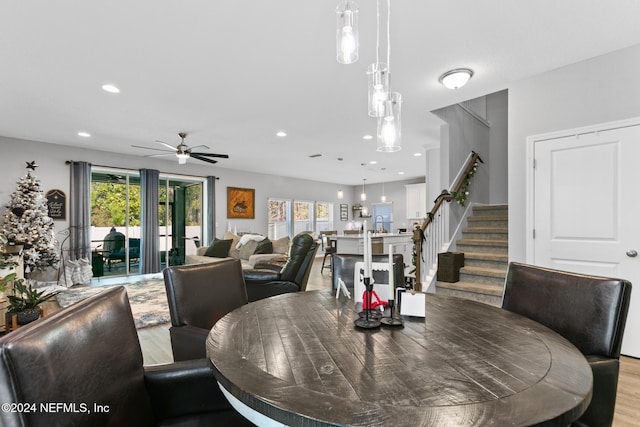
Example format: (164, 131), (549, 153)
(502, 262), (631, 358)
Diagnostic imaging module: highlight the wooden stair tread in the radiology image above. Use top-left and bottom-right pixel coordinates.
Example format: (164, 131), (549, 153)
(457, 239), (508, 246)
(464, 227), (508, 233)
(462, 252), (508, 261)
(436, 280), (504, 297)
(460, 266), (506, 278)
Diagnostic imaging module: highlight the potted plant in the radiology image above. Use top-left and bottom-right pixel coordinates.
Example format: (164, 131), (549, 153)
(6, 279), (59, 326)
(0, 253), (19, 299)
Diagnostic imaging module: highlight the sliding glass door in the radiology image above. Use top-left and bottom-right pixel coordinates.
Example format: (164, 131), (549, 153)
(90, 170), (141, 276)
(91, 168), (205, 277)
(158, 177), (204, 268)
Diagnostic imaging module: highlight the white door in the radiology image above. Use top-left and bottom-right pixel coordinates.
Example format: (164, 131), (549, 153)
(533, 122), (640, 357)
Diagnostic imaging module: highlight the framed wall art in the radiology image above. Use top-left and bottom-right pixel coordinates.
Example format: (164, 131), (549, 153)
(227, 187), (255, 219)
(340, 203), (348, 221)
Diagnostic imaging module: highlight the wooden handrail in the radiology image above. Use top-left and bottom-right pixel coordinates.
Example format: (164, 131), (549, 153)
(412, 151), (483, 291)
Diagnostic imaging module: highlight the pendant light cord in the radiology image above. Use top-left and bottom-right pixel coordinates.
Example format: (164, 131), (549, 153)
(386, 0), (391, 75)
(375, 0), (380, 66)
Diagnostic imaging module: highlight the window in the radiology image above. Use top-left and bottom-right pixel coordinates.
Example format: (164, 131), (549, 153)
(293, 200), (314, 235)
(268, 198), (291, 239)
(315, 201), (334, 233)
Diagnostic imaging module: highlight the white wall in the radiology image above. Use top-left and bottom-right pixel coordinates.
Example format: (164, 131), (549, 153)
(0, 137), (425, 243)
(508, 43), (640, 262)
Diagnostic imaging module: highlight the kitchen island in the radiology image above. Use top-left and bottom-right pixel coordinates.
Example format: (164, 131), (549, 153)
(331, 232), (413, 264)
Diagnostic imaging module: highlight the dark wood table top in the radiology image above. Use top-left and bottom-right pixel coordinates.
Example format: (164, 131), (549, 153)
(206, 290), (592, 427)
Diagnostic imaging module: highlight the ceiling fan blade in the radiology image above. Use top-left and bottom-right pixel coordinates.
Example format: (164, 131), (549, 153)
(144, 153), (175, 158)
(189, 144), (210, 151)
(190, 152), (229, 159)
(191, 154), (218, 164)
(132, 144), (174, 153)
(155, 140), (178, 151)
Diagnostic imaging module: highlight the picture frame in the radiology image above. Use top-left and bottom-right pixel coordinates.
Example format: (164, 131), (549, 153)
(340, 203), (348, 221)
(227, 187), (255, 219)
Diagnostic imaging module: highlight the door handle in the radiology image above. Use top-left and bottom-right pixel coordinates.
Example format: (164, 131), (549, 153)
(626, 249), (638, 258)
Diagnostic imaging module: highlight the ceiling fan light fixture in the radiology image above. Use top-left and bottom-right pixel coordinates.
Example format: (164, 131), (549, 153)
(439, 68), (474, 90)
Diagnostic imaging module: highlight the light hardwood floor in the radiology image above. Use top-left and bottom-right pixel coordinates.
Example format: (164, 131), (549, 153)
(66, 259), (640, 425)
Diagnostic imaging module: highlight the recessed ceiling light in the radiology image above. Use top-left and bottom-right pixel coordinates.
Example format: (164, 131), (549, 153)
(276, 131), (287, 137)
(439, 68), (473, 90)
(398, 171), (405, 175)
(77, 131), (91, 138)
(101, 84), (120, 93)
(369, 160), (377, 164)
(413, 152), (422, 157)
(363, 135), (373, 140)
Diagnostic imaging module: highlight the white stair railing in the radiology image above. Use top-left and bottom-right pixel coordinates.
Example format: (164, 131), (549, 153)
(413, 151), (482, 291)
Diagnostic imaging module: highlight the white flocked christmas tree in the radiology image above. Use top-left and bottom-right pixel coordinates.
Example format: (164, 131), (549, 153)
(1, 161), (59, 273)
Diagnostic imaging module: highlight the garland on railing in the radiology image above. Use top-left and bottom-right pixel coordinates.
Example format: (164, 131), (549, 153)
(449, 161), (479, 206)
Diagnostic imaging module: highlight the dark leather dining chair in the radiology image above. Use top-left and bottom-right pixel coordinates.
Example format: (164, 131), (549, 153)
(502, 262), (632, 427)
(0, 286), (253, 427)
(243, 232), (319, 301)
(332, 253), (405, 291)
(163, 259), (248, 361)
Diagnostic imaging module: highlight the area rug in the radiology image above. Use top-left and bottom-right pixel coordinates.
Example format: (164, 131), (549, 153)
(56, 276), (171, 329)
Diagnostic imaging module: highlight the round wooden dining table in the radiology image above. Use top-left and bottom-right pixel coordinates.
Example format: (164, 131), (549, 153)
(206, 290), (592, 427)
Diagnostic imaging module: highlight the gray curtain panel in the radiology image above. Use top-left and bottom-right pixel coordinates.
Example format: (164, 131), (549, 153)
(140, 169), (160, 273)
(207, 176), (217, 244)
(69, 161), (92, 260)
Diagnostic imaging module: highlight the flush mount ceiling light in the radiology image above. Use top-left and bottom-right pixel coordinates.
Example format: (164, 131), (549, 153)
(101, 84), (120, 93)
(439, 68), (474, 90)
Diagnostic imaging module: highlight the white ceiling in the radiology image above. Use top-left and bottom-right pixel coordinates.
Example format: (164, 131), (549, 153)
(1, 1), (639, 185)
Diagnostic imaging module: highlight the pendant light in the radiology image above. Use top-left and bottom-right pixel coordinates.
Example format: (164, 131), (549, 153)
(336, 0), (359, 64)
(337, 185), (344, 199)
(367, 0), (388, 117)
(377, 92), (401, 152)
(376, 0), (401, 152)
(361, 179), (367, 201)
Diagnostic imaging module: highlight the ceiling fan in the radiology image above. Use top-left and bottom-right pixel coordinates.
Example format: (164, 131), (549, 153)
(132, 132), (229, 165)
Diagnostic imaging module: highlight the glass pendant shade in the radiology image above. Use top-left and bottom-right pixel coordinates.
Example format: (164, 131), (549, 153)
(377, 92), (402, 152)
(361, 179), (367, 201)
(338, 187), (344, 199)
(367, 63), (389, 117)
(336, 0), (359, 64)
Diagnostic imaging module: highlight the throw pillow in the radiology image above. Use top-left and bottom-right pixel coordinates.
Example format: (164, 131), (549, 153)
(204, 239), (233, 258)
(239, 240), (259, 260)
(272, 236), (291, 254)
(254, 238), (273, 254)
(224, 231), (241, 259)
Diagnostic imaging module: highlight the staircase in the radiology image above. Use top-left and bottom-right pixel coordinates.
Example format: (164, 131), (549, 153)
(435, 205), (508, 306)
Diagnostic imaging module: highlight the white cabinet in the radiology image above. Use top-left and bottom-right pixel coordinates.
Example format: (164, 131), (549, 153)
(405, 183), (427, 219)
